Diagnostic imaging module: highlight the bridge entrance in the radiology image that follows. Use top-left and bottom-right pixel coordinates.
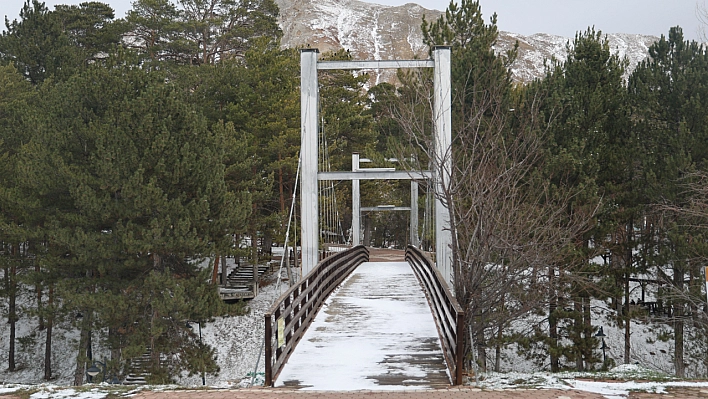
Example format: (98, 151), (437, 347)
(261, 51), (461, 390)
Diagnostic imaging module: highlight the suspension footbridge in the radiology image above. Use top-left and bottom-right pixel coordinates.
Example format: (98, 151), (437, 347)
(262, 48), (462, 389)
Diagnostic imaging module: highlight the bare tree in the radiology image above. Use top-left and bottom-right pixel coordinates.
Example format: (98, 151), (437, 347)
(383, 61), (593, 372)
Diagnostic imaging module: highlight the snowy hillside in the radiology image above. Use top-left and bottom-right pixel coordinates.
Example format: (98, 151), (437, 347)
(497, 32), (658, 82)
(275, 0), (658, 83)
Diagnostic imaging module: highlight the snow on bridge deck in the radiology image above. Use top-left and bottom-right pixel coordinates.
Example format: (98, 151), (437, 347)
(275, 261), (450, 390)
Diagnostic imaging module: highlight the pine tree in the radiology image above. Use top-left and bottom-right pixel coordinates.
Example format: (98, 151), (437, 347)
(126, 0), (281, 64)
(537, 27), (634, 370)
(178, 39), (304, 257)
(19, 52), (249, 383)
(628, 26), (708, 377)
(0, 64), (40, 373)
(0, 0), (124, 84)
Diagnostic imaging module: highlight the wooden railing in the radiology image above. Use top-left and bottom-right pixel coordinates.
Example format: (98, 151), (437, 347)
(264, 245), (369, 386)
(405, 245), (464, 385)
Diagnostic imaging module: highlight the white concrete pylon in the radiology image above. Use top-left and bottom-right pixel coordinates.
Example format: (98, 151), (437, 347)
(433, 46), (453, 288)
(411, 180), (419, 246)
(352, 153), (361, 246)
(300, 49), (319, 276)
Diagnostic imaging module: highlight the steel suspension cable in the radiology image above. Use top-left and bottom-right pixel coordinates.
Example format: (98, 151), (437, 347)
(249, 153), (301, 387)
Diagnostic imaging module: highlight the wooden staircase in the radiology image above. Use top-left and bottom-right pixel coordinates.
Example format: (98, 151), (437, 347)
(219, 259), (275, 301)
(122, 349), (153, 385)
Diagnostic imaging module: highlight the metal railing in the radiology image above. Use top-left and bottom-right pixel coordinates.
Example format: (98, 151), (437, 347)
(264, 245), (369, 386)
(405, 245), (464, 385)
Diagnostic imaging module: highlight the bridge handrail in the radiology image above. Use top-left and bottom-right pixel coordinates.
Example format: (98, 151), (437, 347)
(405, 245), (464, 385)
(264, 245), (369, 386)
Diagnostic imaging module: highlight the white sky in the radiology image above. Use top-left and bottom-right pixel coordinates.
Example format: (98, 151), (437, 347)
(1, 0), (705, 42)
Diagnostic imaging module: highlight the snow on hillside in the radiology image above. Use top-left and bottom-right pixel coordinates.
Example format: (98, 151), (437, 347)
(276, 0), (659, 84)
(496, 32), (658, 82)
(0, 256), (291, 387)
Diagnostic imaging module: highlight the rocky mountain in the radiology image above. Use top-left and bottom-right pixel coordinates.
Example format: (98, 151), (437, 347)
(497, 31), (658, 82)
(274, 0), (659, 83)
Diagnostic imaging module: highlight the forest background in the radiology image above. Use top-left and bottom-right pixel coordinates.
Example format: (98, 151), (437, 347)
(1, 0), (708, 385)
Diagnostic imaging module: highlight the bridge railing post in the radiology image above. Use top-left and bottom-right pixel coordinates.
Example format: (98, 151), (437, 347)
(264, 313), (273, 386)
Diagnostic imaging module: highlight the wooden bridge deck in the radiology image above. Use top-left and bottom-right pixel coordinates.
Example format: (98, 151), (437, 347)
(274, 261), (450, 390)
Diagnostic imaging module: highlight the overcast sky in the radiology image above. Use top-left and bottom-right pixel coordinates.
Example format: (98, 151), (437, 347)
(1, 0), (705, 42)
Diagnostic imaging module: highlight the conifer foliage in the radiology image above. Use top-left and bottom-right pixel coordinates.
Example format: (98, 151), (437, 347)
(21, 54), (247, 383)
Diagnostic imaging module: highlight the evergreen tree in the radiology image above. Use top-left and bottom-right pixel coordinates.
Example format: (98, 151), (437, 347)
(177, 39), (299, 259)
(0, 64), (39, 373)
(628, 26), (708, 377)
(536, 27), (632, 370)
(125, 0), (281, 64)
(19, 52), (248, 383)
(124, 0), (182, 61)
(0, 0), (124, 84)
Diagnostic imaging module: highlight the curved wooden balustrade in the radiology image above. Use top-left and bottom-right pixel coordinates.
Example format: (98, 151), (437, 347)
(264, 245), (369, 386)
(405, 245), (465, 385)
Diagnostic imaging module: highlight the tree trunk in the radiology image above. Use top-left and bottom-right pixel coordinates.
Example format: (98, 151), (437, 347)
(624, 272), (631, 364)
(263, 233), (272, 257)
(494, 325), (502, 372)
(221, 255), (227, 286)
(251, 228), (259, 297)
(211, 255), (220, 285)
(279, 153), (285, 214)
(475, 329), (487, 373)
(9, 261), (17, 372)
(36, 261), (44, 331)
(74, 318), (89, 385)
(583, 295), (592, 367)
(624, 219), (633, 364)
(87, 329), (93, 365)
(674, 310), (684, 377)
(674, 266), (685, 377)
(549, 266), (559, 372)
(574, 296), (584, 371)
(44, 285), (54, 380)
(3, 264), (9, 370)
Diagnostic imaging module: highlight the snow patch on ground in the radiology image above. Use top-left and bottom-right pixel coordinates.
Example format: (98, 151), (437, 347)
(2, 253), (708, 397)
(476, 365), (708, 399)
(178, 262), (293, 388)
(29, 387), (108, 399)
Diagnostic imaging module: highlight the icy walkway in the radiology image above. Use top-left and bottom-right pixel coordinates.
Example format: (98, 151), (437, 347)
(275, 262), (450, 390)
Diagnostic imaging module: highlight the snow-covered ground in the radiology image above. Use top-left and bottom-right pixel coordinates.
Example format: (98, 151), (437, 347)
(2, 256), (708, 398)
(475, 365), (708, 399)
(4, 364), (708, 399)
